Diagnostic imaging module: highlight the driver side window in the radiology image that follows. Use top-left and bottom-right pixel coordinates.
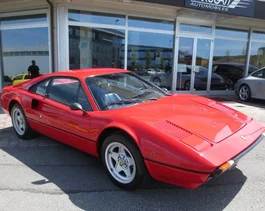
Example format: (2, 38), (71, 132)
(48, 77), (92, 111)
(252, 69), (265, 79)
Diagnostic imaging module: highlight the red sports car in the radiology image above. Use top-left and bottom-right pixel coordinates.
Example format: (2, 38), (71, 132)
(1, 68), (264, 190)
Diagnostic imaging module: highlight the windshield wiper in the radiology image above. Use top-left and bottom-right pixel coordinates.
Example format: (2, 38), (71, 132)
(102, 99), (141, 109)
(132, 91), (153, 99)
(146, 98), (157, 101)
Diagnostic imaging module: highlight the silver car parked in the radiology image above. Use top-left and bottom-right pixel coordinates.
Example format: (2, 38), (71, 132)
(235, 68), (265, 101)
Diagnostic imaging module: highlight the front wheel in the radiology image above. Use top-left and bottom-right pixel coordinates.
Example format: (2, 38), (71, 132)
(101, 133), (147, 190)
(184, 80), (190, 91)
(238, 84), (251, 101)
(152, 77), (161, 87)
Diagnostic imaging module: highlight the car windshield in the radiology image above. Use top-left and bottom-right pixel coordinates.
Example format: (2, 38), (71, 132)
(85, 72), (167, 110)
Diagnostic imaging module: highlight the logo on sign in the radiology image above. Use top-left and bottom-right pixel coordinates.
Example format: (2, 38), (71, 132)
(186, 0), (254, 15)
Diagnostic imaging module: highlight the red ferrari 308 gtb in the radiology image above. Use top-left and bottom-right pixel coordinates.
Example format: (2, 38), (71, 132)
(1, 68), (264, 190)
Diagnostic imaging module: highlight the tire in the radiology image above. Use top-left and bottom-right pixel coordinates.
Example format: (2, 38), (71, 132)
(184, 80), (190, 91)
(101, 132), (147, 190)
(152, 77), (161, 87)
(11, 103), (36, 139)
(238, 84), (251, 101)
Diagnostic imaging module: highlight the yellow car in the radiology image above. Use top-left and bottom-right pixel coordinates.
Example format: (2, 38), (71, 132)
(12, 74), (31, 85)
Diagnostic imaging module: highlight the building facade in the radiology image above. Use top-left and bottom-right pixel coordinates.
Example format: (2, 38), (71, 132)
(1, 0), (265, 95)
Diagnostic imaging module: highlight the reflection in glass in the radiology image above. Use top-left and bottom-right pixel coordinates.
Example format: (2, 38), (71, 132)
(128, 17), (174, 31)
(68, 10), (125, 26)
(69, 26), (125, 69)
(180, 24), (212, 34)
(176, 37), (193, 91)
(0, 14), (47, 25)
(250, 42), (265, 69)
(211, 39), (248, 90)
(215, 27), (248, 39)
(1, 28), (49, 87)
(193, 39), (210, 91)
(85, 72), (165, 110)
(127, 31), (174, 89)
(252, 31), (265, 40)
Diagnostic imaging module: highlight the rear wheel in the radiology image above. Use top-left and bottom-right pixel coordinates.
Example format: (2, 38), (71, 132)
(153, 78), (161, 87)
(184, 80), (190, 91)
(239, 84), (251, 101)
(101, 133), (147, 190)
(11, 103), (36, 139)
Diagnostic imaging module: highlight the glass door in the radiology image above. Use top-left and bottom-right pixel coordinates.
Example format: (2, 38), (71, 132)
(176, 37), (212, 92)
(192, 38), (211, 91)
(176, 37), (194, 91)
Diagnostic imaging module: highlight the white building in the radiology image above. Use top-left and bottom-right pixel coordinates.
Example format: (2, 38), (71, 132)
(1, 0), (265, 95)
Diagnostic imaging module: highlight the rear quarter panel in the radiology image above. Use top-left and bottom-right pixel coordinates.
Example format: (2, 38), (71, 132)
(1, 86), (22, 113)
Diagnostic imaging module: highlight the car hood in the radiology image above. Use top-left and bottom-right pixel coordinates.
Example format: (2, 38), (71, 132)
(111, 94), (251, 144)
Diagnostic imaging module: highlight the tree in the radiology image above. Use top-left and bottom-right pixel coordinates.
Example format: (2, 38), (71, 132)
(225, 49), (230, 62)
(242, 46), (247, 56)
(131, 49), (137, 70)
(160, 56), (164, 69)
(145, 50), (151, 69)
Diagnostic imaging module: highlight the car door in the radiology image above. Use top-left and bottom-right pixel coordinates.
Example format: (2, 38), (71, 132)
(29, 76), (96, 154)
(249, 69), (265, 99)
(23, 74), (31, 82)
(261, 70), (265, 99)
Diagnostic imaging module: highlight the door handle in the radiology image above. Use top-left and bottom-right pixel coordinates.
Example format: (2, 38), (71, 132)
(193, 67), (199, 73)
(32, 99), (39, 109)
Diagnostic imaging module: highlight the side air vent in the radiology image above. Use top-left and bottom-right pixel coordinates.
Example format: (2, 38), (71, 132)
(210, 102), (236, 115)
(153, 120), (192, 140)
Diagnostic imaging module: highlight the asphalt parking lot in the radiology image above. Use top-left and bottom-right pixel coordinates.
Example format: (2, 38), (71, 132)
(0, 97), (265, 211)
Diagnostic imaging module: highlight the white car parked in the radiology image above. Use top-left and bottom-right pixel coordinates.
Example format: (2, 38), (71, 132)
(235, 68), (265, 101)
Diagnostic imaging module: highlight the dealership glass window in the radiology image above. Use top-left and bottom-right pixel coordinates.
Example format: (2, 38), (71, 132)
(1, 27), (49, 86)
(127, 31), (174, 89)
(68, 10), (125, 26)
(179, 24), (212, 34)
(215, 27), (248, 39)
(252, 69), (265, 78)
(252, 31), (265, 40)
(0, 14), (47, 25)
(211, 39), (248, 90)
(249, 42), (265, 69)
(250, 31), (265, 69)
(128, 17), (174, 31)
(69, 26), (125, 70)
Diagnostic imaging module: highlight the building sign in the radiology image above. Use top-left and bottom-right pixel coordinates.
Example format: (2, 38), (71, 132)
(185, 0), (256, 17)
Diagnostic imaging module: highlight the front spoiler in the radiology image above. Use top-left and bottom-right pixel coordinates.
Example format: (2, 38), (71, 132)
(233, 133), (264, 162)
(211, 132), (265, 178)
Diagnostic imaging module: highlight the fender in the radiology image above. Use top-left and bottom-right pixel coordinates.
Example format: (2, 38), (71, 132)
(95, 121), (141, 157)
(99, 121), (139, 145)
(8, 95), (23, 112)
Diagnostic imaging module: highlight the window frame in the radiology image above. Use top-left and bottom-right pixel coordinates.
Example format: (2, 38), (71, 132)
(45, 76), (93, 111)
(0, 9), (51, 92)
(85, 72), (167, 111)
(29, 77), (52, 97)
(13, 75), (24, 80)
(251, 69), (265, 79)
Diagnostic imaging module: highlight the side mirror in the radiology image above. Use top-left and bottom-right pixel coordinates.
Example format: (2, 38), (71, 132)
(70, 103), (87, 115)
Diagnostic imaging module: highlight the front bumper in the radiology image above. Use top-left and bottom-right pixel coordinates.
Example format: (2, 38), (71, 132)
(211, 132), (265, 178)
(145, 130), (265, 189)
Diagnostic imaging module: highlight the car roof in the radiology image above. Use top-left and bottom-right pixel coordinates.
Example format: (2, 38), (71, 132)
(14, 68), (129, 90)
(45, 68), (129, 78)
